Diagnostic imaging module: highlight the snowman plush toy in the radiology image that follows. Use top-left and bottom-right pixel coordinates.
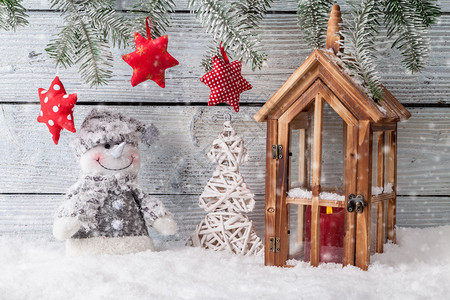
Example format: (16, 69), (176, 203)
(53, 109), (178, 256)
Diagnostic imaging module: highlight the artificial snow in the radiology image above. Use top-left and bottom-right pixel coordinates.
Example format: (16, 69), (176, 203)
(372, 186), (384, 196)
(1, 226), (450, 299)
(372, 183), (394, 196)
(288, 187), (345, 201)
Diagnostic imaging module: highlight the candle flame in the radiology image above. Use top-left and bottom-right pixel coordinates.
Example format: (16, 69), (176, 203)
(326, 206), (333, 214)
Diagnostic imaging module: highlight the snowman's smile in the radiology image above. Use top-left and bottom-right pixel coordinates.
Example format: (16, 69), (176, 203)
(96, 156), (135, 171)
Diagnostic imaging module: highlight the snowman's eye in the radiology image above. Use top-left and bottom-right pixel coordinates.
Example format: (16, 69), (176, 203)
(104, 144), (111, 149)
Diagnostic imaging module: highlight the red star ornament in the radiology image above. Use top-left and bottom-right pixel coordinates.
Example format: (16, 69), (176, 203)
(200, 56), (252, 112)
(37, 76), (77, 144)
(122, 18), (179, 88)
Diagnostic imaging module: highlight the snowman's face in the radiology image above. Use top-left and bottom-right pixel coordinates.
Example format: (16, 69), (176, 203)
(79, 142), (141, 176)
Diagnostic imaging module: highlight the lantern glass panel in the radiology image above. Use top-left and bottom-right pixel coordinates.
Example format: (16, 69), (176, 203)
(371, 202), (378, 255)
(288, 204), (306, 261)
(321, 103), (344, 192)
(286, 102), (345, 265)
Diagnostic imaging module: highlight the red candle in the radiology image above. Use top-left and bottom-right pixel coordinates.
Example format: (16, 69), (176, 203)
(304, 206), (345, 263)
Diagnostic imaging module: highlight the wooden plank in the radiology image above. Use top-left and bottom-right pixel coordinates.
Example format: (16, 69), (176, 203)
(0, 104), (268, 195)
(0, 193), (207, 240)
(397, 196), (450, 227)
(376, 132), (385, 253)
(355, 120), (372, 270)
(1, 13), (450, 105)
(310, 95), (323, 267)
(254, 53), (320, 122)
(23, 0), (301, 12)
(23, 0), (450, 12)
(271, 80), (320, 123)
(371, 123), (396, 132)
(318, 82), (358, 126)
(2, 106), (450, 197)
(387, 129), (398, 243)
(397, 109), (450, 196)
(264, 119), (278, 266)
(297, 128), (306, 244)
(286, 197), (345, 208)
(317, 54), (386, 123)
(1, 193), (447, 240)
(275, 114), (290, 266)
(343, 124), (358, 266)
(372, 193), (395, 203)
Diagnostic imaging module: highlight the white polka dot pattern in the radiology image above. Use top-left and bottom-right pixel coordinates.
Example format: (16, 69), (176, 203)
(200, 56), (252, 112)
(37, 76), (78, 144)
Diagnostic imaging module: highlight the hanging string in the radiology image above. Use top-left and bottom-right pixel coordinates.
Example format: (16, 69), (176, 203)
(219, 42), (230, 64)
(145, 16), (152, 39)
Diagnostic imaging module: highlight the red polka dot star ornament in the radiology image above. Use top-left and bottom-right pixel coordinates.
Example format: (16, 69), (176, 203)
(200, 43), (252, 112)
(37, 76), (77, 144)
(122, 17), (179, 88)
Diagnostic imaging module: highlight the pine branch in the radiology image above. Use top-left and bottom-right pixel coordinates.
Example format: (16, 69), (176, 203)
(201, 41), (221, 73)
(410, 0), (441, 27)
(46, 0), (129, 86)
(46, 23), (77, 68)
(382, 0), (430, 73)
(189, 0), (267, 72)
(76, 22), (113, 86)
(0, 0), (28, 31)
(341, 0), (383, 101)
(232, 0), (273, 28)
(88, 5), (130, 48)
(296, 0), (333, 49)
(132, 0), (176, 39)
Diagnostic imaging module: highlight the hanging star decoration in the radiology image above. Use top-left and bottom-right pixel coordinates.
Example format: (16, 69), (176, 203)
(122, 17), (179, 88)
(200, 43), (252, 112)
(37, 76), (77, 144)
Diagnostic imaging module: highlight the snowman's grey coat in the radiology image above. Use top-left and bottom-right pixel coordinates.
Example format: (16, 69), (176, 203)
(55, 174), (168, 239)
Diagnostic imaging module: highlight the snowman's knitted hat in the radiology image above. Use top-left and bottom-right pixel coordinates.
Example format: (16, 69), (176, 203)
(71, 109), (159, 157)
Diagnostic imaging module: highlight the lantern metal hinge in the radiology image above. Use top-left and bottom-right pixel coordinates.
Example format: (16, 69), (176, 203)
(269, 237), (280, 252)
(347, 194), (366, 213)
(272, 145), (283, 159)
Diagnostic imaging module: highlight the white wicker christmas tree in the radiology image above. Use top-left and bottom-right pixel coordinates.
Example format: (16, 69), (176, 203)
(189, 121), (263, 256)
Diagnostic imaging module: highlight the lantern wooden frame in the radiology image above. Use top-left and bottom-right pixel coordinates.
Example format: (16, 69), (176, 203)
(254, 5), (411, 270)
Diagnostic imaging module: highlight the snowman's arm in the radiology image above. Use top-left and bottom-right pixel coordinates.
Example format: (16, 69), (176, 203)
(133, 188), (178, 236)
(54, 185), (83, 240)
(55, 183), (101, 230)
(132, 186), (169, 225)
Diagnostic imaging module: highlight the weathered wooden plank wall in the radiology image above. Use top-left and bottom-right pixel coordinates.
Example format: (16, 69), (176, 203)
(1, 1), (449, 243)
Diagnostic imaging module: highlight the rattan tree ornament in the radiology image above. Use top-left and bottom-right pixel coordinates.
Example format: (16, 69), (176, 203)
(189, 121), (263, 256)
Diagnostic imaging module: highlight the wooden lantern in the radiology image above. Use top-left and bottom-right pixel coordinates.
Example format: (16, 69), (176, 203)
(254, 5), (411, 270)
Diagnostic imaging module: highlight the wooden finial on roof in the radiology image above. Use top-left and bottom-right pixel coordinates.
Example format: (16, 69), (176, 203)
(326, 4), (343, 54)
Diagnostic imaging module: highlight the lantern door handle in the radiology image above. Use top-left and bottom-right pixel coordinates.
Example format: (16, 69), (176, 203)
(347, 194), (366, 213)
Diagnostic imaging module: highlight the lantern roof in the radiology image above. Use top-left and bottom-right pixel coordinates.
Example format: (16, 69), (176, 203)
(254, 5), (411, 124)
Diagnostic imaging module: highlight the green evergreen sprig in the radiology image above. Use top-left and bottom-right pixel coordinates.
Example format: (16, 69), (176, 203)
(296, 0), (334, 49)
(341, 0), (383, 101)
(188, 0), (268, 72)
(0, 0), (28, 31)
(297, 0), (441, 100)
(45, 0), (129, 86)
(410, 0), (441, 27)
(132, 0), (176, 40)
(232, 0), (272, 28)
(383, 0), (432, 73)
